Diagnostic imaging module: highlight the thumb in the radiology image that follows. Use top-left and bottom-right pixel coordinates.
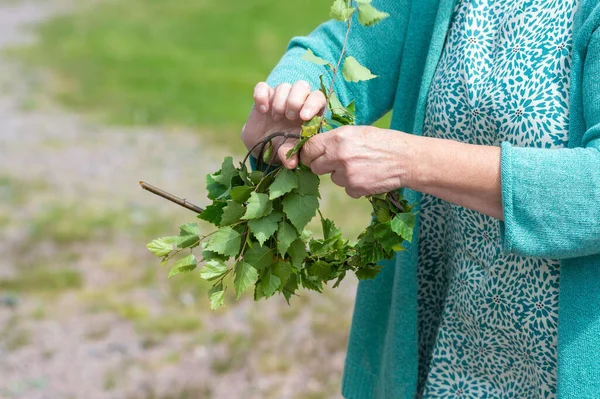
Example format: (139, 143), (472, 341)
(277, 140), (299, 169)
(300, 134), (328, 167)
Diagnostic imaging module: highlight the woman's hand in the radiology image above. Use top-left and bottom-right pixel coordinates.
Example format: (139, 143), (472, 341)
(241, 81), (326, 165)
(296, 126), (503, 220)
(296, 126), (416, 199)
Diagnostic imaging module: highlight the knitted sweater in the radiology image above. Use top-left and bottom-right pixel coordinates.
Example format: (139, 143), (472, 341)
(265, 0), (600, 397)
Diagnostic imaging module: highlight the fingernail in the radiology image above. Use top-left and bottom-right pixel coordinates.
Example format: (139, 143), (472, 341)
(259, 105), (267, 113)
(287, 111), (297, 120)
(301, 109), (311, 119)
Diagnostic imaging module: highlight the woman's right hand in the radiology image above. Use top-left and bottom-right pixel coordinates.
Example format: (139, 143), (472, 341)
(241, 81), (326, 169)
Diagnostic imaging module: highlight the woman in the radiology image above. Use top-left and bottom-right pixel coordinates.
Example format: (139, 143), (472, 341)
(242, 0), (600, 397)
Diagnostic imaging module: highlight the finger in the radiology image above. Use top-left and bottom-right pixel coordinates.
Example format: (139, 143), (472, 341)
(300, 90), (327, 121)
(285, 81), (311, 120)
(310, 157), (336, 176)
(277, 140), (299, 169)
(253, 82), (272, 114)
(301, 134), (329, 167)
(330, 171), (346, 188)
(271, 83), (292, 120)
(345, 187), (362, 199)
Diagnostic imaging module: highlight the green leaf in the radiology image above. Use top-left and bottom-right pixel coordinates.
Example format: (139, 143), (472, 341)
(198, 202), (226, 226)
(206, 174), (228, 200)
(209, 283), (225, 310)
(262, 140), (273, 163)
(346, 101), (356, 116)
(239, 163), (250, 184)
(220, 201), (246, 226)
(147, 238), (173, 257)
(249, 170), (264, 185)
(373, 221), (392, 240)
(328, 91), (345, 114)
(180, 223), (200, 236)
(328, 91), (356, 125)
(321, 217), (342, 240)
(248, 211), (282, 246)
(359, 239), (385, 264)
(168, 254), (197, 278)
(201, 249), (228, 263)
(234, 261), (259, 299)
(342, 56), (377, 82)
(176, 223), (202, 248)
(295, 169), (320, 196)
(212, 156), (239, 188)
(274, 260), (292, 286)
(277, 222), (298, 256)
(287, 136), (310, 159)
(177, 236), (200, 249)
(282, 274), (299, 304)
(302, 48), (331, 67)
(300, 115), (323, 138)
(330, 0), (355, 22)
(259, 272), (282, 298)
(269, 169), (299, 200)
(391, 213), (416, 242)
(230, 186), (253, 204)
(374, 221), (404, 253)
(282, 192), (319, 232)
(205, 226), (243, 257)
(331, 112), (354, 126)
(242, 192), (273, 220)
(375, 205), (392, 223)
(287, 239), (308, 271)
(309, 260), (332, 279)
(319, 74), (328, 96)
(199, 259), (228, 281)
(355, 265), (383, 280)
(243, 245), (275, 271)
(357, 0), (390, 27)
(300, 271), (323, 292)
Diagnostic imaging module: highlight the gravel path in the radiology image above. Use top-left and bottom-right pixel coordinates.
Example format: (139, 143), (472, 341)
(0, 2), (354, 399)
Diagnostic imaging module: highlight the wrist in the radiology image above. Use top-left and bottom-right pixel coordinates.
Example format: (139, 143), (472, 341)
(396, 133), (428, 191)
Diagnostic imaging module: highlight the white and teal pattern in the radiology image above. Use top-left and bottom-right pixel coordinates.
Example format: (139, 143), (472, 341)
(418, 0), (577, 397)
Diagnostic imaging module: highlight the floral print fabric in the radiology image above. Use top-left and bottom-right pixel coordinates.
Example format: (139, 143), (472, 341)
(418, 0), (577, 397)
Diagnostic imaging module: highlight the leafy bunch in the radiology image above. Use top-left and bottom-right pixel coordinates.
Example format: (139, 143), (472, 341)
(145, 0), (417, 310)
(147, 157), (415, 309)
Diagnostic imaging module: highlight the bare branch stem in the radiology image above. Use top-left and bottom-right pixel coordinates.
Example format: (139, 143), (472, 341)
(139, 181), (205, 214)
(327, 12), (354, 100)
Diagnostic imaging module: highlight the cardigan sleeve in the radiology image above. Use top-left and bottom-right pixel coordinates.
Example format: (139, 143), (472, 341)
(265, 0), (411, 126)
(500, 31), (600, 260)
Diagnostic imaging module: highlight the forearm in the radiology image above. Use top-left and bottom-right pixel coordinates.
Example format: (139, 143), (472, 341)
(405, 135), (504, 220)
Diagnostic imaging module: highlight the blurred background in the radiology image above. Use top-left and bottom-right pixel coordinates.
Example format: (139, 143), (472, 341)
(0, 0), (389, 398)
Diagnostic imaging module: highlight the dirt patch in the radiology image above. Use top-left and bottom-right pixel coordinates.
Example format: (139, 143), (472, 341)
(0, 2), (354, 398)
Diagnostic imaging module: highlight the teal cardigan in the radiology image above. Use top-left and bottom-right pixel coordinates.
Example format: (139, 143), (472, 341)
(266, 0), (600, 397)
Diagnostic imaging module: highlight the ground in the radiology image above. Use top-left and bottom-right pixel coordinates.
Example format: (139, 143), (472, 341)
(0, 1), (370, 398)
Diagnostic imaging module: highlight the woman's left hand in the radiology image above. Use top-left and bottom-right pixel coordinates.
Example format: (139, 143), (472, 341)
(289, 126), (416, 199)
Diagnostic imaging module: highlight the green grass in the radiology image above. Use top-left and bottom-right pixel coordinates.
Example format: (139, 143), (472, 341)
(136, 313), (202, 337)
(0, 268), (82, 293)
(0, 176), (48, 205)
(26, 203), (174, 245)
(0, 316), (32, 352)
(15, 0), (327, 131)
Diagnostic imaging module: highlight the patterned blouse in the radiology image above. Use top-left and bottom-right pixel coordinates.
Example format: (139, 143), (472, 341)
(418, 0), (577, 397)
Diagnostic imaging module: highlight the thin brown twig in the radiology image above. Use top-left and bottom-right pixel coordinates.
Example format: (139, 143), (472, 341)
(387, 191), (406, 213)
(327, 10), (354, 100)
(139, 181), (205, 214)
